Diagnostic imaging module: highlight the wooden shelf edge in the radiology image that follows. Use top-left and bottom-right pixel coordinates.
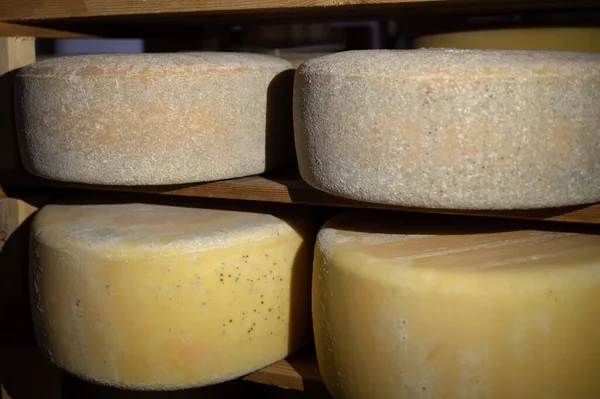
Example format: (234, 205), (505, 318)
(2, 169), (600, 224)
(2, 0), (600, 24)
(0, 22), (95, 38)
(243, 351), (324, 392)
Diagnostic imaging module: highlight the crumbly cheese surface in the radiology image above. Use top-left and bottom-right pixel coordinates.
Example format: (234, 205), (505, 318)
(294, 49), (600, 209)
(17, 53), (293, 185)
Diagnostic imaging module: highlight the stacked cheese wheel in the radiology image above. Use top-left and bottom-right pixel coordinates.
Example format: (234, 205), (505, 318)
(16, 53), (294, 185)
(312, 212), (600, 398)
(293, 48), (600, 209)
(30, 201), (315, 389)
(412, 27), (600, 52)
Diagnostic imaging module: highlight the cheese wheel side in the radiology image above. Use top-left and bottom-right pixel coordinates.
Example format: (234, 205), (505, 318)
(294, 49), (600, 209)
(16, 53), (294, 185)
(313, 212), (600, 399)
(30, 202), (315, 390)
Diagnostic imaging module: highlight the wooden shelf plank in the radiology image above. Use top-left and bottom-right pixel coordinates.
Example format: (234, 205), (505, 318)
(2, 169), (600, 224)
(2, 0), (599, 23)
(0, 22), (94, 38)
(243, 351), (323, 392)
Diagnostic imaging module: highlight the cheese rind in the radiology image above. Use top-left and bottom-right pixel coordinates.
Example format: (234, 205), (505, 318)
(293, 49), (600, 209)
(313, 212), (600, 399)
(30, 203), (314, 390)
(16, 53), (293, 185)
(413, 27), (600, 52)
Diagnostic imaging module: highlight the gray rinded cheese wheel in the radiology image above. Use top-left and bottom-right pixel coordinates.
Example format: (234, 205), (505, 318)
(16, 53), (293, 185)
(293, 49), (600, 210)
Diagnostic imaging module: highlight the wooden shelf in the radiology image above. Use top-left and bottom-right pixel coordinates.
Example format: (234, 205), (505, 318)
(3, 0), (600, 22)
(2, 169), (600, 224)
(243, 350), (326, 394)
(0, 22), (94, 38)
(1, 0), (599, 38)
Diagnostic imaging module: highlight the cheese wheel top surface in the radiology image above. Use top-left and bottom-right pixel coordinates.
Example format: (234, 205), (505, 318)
(33, 203), (294, 254)
(299, 48), (600, 77)
(319, 213), (600, 276)
(294, 49), (600, 210)
(16, 52), (293, 186)
(412, 27), (600, 52)
(22, 52), (292, 76)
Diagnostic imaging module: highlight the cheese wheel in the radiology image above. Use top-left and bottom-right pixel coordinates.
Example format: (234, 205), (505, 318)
(30, 202), (314, 389)
(313, 212), (600, 399)
(413, 27), (600, 52)
(293, 49), (600, 209)
(16, 53), (293, 185)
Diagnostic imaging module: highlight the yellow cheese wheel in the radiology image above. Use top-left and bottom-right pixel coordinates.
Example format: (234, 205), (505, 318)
(313, 212), (600, 399)
(30, 202), (315, 390)
(413, 27), (600, 52)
